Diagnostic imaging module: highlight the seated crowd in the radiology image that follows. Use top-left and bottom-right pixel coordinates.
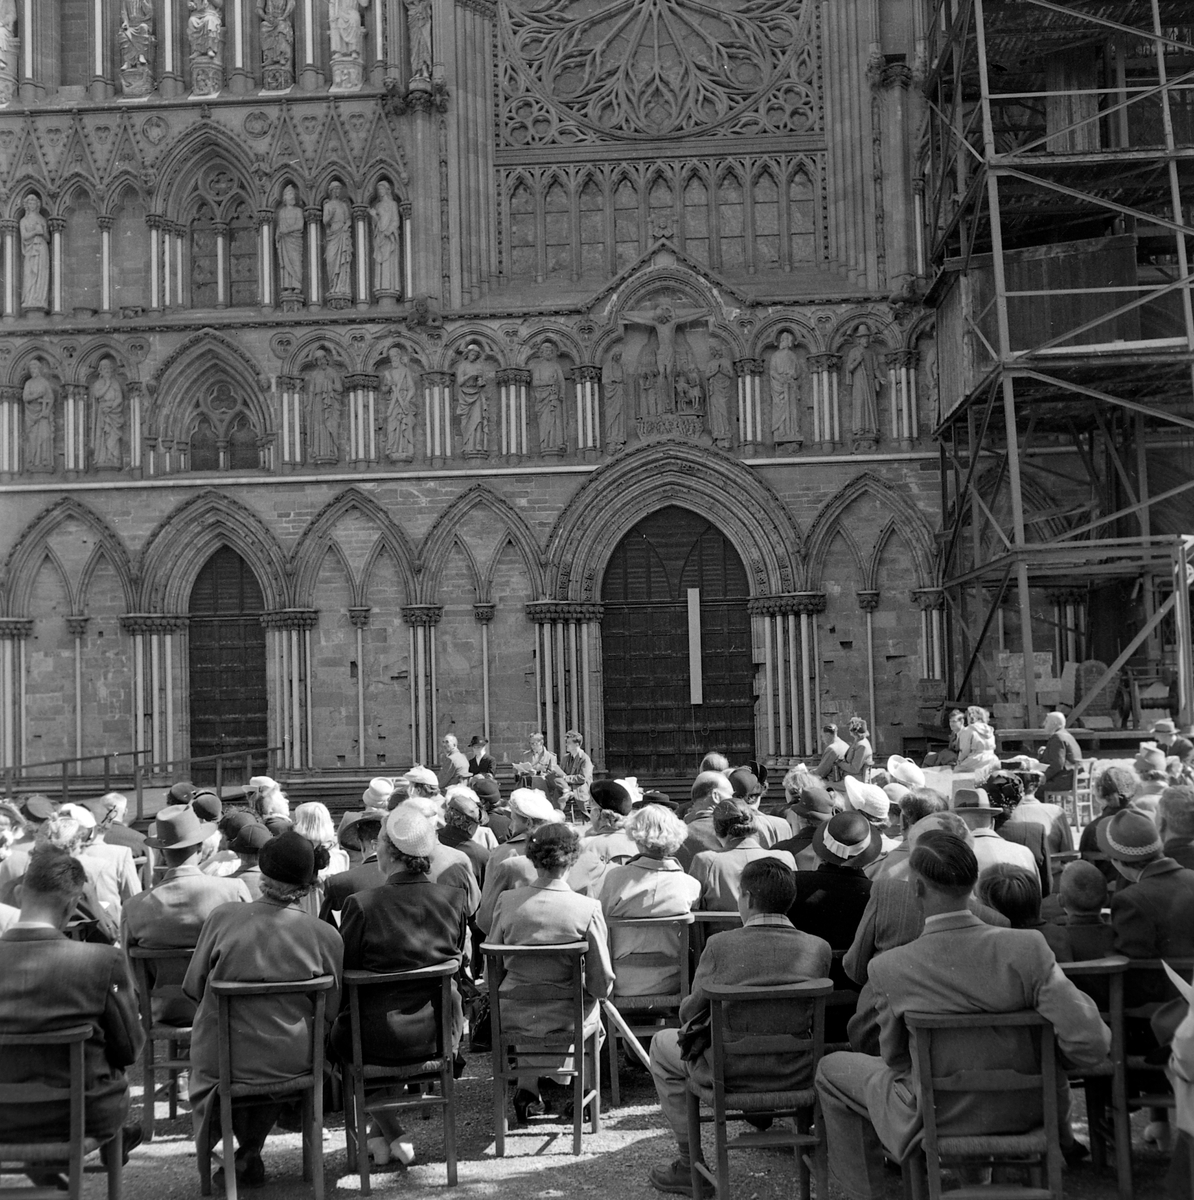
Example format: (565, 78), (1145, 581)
(2, 722), (1194, 1199)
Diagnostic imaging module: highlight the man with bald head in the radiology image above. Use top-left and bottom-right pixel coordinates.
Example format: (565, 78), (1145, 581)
(676, 771), (734, 868)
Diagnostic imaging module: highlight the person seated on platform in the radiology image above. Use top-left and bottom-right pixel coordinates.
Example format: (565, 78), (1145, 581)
(645, 857), (832, 1194)
(698, 751), (730, 776)
(676, 771), (734, 867)
(227, 821), (271, 900)
(688, 800), (796, 913)
(582, 779), (639, 864)
(477, 789), (605, 933)
(488, 822), (614, 1126)
(61, 803), (142, 925)
(1040, 710), (1083, 793)
(0, 847), (145, 1168)
(816, 830), (1110, 1199)
(465, 735), (494, 777)
(811, 723), (851, 784)
(320, 811), (386, 924)
(597, 804), (702, 998)
(87, 792), (147, 856)
(977, 862), (1069, 959)
(952, 786), (1039, 877)
(330, 807), (469, 1168)
(121, 805), (252, 1025)
(1050, 860), (1115, 962)
(839, 717), (874, 784)
(437, 733), (471, 792)
(1079, 764), (1140, 886)
(470, 775), (510, 843)
(184, 832), (343, 1191)
(246, 776), (292, 837)
(728, 767), (791, 847)
(561, 729), (596, 813)
(775, 774), (836, 868)
(923, 709), (964, 767)
(438, 787), (491, 885)
(1158, 785), (1194, 870)
(1152, 718), (1194, 766)
(512, 731), (561, 795)
(954, 704), (1000, 775)
(865, 787), (947, 882)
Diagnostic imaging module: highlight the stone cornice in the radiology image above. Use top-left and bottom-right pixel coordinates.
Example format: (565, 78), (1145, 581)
(526, 601), (604, 623)
(120, 613), (190, 634)
(260, 608), (319, 631)
(402, 604), (443, 626)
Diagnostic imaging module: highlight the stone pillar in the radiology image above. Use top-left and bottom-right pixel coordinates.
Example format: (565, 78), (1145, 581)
(353, 204), (370, 308)
(298, 0), (323, 89)
(575, 364), (599, 457)
(526, 601), (603, 756)
(0, 618), (33, 770)
(807, 353), (842, 449)
(261, 609), (319, 770)
(66, 615), (89, 763)
(147, 214), (162, 311)
(913, 588), (946, 680)
(120, 614), (189, 771)
(474, 603), (494, 741)
(496, 367), (529, 461)
(421, 370), (452, 462)
(305, 206), (322, 307)
(401, 201), (413, 298)
(18, 0), (45, 103)
(49, 217), (65, 315)
(748, 594), (823, 761)
(795, 592), (827, 752)
(98, 215), (113, 312)
(348, 606), (371, 768)
(344, 373), (379, 465)
(278, 374), (304, 465)
(227, 0), (252, 93)
(857, 590), (881, 745)
(1046, 587), (1087, 670)
(0, 386), (20, 474)
(258, 209), (274, 308)
(887, 348), (919, 445)
(1, 220), (16, 318)
(402, 604), (442, 766)
(127, 381), (144, 474)
(213, 221), (229, 307)
(62, 384), (87, 474)
(734, 357), (763, 451)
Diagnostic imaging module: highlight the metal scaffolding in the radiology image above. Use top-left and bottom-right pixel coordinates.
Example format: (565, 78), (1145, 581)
(919, 0), (1194, 726)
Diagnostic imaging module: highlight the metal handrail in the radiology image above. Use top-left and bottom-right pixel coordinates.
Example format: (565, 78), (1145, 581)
(3, 745), (283, 821)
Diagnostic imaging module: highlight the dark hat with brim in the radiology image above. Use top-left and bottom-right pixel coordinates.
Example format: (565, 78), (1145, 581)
(1097, 808), (1164, 861)
(729, 769), (763, 799)
(191, 790), (223, 822)
(813, 811), (883, 869)
(792, 783), (836, 820)
(470, 777), (502, 807)
(467, 736), (488, 748)
(639, 789), (677, 810)
(229, 822), (272, 854)
(259, 830), (317, 887)
(591, 779), (632, 816)
(148, 803), (218, 849)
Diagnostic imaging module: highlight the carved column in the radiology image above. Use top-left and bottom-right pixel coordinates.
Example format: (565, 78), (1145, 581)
(227, 0), (252, 93)
(807, 353), (842, 448)
(795, 592), (827, 753)
(62, 384), (87, 474)
(496, 367), (529, 460)
(18, 0), (45, 103)
(147, 214), (162, 311)
(348, 606), (371, 768)
(353, 204), (370, 308)
(98, 215), (113, 312)
(857, 591), (881, 743)
(1046, 586), (1087, 670)
(213, 221), (230, 308)
(0, 618), (33, 769)
(258, 209), (274, 308)
(120, 614), (189, 770)
(401, 201), (413, 298)
(887, 347), (919, 444)
(344, 373), (379, 465)
(403, 605), (443, 766)
(734, 357), (763, 451)
(277, 374), (304, 465)
(261, 609), (319, 770)
(474, 603), (495, 741)
(748, 594), (823, 761)
(913, 588), (946, 680)
(1, 220), (17, 317)
(526, 601), (603, 756)
(48, 217), (65, 315)
(127, 381), (144, 474)
(0, 385), (20, 473)
(422, 370), (452, 462)
(66, 615), (90, 763)
(575, 364), (600, 457)
(304, 206), (322, 307)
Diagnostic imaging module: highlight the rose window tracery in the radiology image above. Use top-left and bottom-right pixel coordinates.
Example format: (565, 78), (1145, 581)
(500, 0), (818, 146)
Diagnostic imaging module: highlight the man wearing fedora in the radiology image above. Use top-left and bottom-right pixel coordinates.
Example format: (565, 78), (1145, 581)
(121, 805), (252, 1025)
(775, 777), (837, 869)
(952, 786), (1038, 876)
(465, 735), (495, 777)
(1151, 718), (1194, 765)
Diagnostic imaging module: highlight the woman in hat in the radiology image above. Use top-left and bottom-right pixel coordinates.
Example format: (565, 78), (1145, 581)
(329, 806), (470, 1167)
(488, 823), (614, 1123)
(581, 780), (638, 864)
(955, 705), (1000, 775)
(247, 776), (292, 836)
(184, 831), (343, 1189)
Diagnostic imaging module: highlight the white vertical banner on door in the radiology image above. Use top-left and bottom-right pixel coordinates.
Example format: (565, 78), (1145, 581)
(687, 588), (703, 706)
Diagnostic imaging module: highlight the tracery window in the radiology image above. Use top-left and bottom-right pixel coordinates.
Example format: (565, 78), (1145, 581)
(187, 381), (262, 471)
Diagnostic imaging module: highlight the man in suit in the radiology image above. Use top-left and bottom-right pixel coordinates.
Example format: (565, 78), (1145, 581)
(1158, 785), (1194, 870)
(817, 830), (1109, 1200)
(676, 770), (734, 868)
(121, 805), (252, 1024)
(647, 857), (832, 1193)
(320, 811), (386, 923)
(0, 847), (144, 1151)
(88, 792), (147, 856)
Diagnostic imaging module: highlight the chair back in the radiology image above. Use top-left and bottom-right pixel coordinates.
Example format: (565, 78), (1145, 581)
(480, 941), (587, 1057)
(126, 943), (196, 1033)
(0, 1024), (89, 1162)
(1060, 953), (1127, 1034)
(607, 913), (693, 1004)
(343, 960), (458, 1070)
(690, 910), (742, 958)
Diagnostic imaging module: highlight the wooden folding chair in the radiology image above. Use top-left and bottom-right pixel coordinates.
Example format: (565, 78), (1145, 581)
(126, 943), (195, 1143)
(901, 1010), (1063, 1200)
(481, 941), (600, 1156)
(604, 913), (694, 1107)
(341, 961), (459, 1195)
(689, 910), (742, 959)
(195, 975), (335, 1200)
(685, 978), (832, 1200)
(0, 1024), (123, 1200)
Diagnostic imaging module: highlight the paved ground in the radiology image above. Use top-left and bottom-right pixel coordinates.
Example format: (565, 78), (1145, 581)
(52, 1047), (1174, 1199)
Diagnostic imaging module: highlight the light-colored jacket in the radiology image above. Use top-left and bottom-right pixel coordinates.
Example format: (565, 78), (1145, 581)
(689, 838), (796, 912)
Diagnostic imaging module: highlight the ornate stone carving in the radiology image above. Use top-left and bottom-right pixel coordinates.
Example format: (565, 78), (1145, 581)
(842, 322), (884, 449)
(911, 588), (945, 612)
(348, 606), (371, 628)
(705, 340), (735, 449)
(602, 348), (626, 453)
(19, 194), (49, 313)
(636, 413), (703, 440)
(857, 590), (881, 612)
(530, 338), (566, 456)
(89, 356), (126, 470)
(120, 614), (190, 634)
(118, 0), (156, 97)
(260, 609), (319, 631)
(66, 615), (91, 638)
(473, 603), (495, 624)
(621, 299), (709, 417)
(526, 601), (604, 623)
(0, 618), (34, 639)
(22, 358), (56, 473)
(187, 0), (225, 97)
(329, 0), (369, 91)
(768, 330), (802, 449)
(322, 181), (353, 303)
(370, 180), (402, 299)
(454, 343), (491, 459)
(275, 184), (304, 298)
(0, 2), (16, 108)
(258, 0), (295, 90)
(402, 604), (443, 627)
(381, 347), (418, 463)
(793, 591), (828, 615)
(304, 347), (344, 463)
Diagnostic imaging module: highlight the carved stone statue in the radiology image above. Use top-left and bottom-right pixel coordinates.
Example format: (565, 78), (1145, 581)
(322, 181), (353, 304)
(407, 0), (432, 80)
(621, 300), (708, 412)
(381, 348), (417, 462)
(602, 349), (625, 453)
(305, 348), (343, 462)
(22, 358), (55, 472)
(674, 364), (704, 413)
(329, 0), (368, 89)
(19, 194), (49, 313)
(90, 357), (125, 469)
(0, 0), (16, 108)
(843, 322), (883, 445)
(275, 184), (304, 298)
(187, 0), (224, 96)
(705, 341), (735, 449)
(370, 180), (401, 296)
(454, 344), (489, 458)
(118, 0), (155, 96)
(258, 0), (295, 90)
(531, 339), (566, 456)
(769, 330), (802, 448)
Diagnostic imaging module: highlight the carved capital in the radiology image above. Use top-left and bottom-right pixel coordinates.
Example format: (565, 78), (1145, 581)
(304, 206), (322, 224)
(526, 601), (605, 623)
(257, 208), (274, 228)
(344, 373), (378, 390)
(496, 367), (531, 388)
(261, 609), (319, 632)
(48, 217), (66, 234)
(807, 353), (842, 372)
(352, 205), (370, 222)
(574, 364), (600, 384)
(402, 604), (443, 627)
(733, 357), (763, 377)
(1045, 587), (1088, 607)
(793, 591), (828, 615)
(473, 603), (496, 624)
(348, 606), (372, 628)
(0, 618), (33, 639)
(0, 220), (17, 236)
(422, 370), (453, 388)
(66, 615), (90, 638)
(146, 213), (164, 231)
(120, 613), (190, 634)
(400, 202), (413, 219)
(857, 590), (881, 613)
(747, 594), (804, 617)
(96, 215), (114, 232)
(881, 62), (914, 89)
(911, 588), (946, 612)
(0, 386), (20, 404)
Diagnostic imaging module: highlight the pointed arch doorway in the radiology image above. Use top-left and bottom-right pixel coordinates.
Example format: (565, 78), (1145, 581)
(601, 507), (755, 776)
(188, 547), (268, 774)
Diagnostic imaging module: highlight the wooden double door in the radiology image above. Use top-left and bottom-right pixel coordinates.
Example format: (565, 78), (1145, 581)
(601, 507), (755, 776)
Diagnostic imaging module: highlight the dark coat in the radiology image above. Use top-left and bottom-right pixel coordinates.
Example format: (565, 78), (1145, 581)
(788, 863), (872, 960)
(999, 818), (1053, 897)
(438, 825), (489, 886)
(319, 856), (387, 923)
(1110, 857), (1194, 1006)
